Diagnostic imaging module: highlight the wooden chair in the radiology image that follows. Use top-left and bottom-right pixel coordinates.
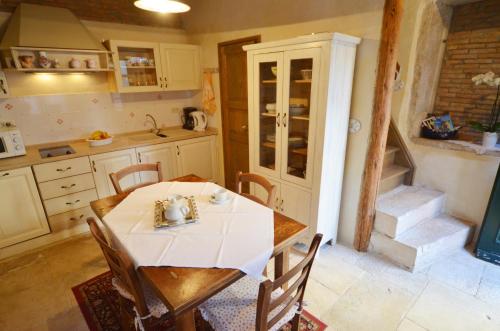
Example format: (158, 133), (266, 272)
(200, 233), (323, 331)
(87, 217), (169, 331)
(235, 171), (277, 208)
(110, 162), (163, 194)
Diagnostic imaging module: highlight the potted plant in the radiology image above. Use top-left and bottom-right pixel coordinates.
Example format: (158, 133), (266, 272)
(470, 71), (500, 148)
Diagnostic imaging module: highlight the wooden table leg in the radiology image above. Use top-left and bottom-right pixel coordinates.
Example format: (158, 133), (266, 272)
(274, 247), (290, 290)
(175, 309), (196, 331)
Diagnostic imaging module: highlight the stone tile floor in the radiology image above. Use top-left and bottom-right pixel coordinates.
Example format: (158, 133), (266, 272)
(0, 235), (499, 331)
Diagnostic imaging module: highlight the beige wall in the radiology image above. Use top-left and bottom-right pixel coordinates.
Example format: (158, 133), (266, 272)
(394, 0), (500, 232)
(188, 11), (383, 245)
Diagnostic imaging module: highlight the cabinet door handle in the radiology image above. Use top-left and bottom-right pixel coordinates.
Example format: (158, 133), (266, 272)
(1, 172), (9, 177)
(276, 113), (280, 127)
(61, 184), (76, 189)
(56, 167), (72, 172)
(69, 214), (85, 221)
(138, 152), (142, 163)
(280, 199), (284, 212)
(66, 199), (80, 206)
(275, 197), (279, 211)
(176, 146), (180, 156)
(92, 160), (97, 172)
(283, 113), (287, 128)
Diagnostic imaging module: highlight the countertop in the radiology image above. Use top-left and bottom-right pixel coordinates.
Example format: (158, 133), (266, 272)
(0, 127), (217, 172)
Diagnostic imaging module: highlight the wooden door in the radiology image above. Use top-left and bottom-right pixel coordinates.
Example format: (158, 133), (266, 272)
(0, 167), (49, 248)
(160, 44), (201, 91)
(176, 137), (218, 182)
(137, 143), (178, 182)
(90, 149), (139, 198)
(218, 36), (260, 191)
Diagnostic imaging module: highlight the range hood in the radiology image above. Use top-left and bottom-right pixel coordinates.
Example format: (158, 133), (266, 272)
(0, 3), (104, 50)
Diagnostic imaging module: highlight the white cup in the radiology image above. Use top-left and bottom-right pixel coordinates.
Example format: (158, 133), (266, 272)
(213, 189), (228, 202)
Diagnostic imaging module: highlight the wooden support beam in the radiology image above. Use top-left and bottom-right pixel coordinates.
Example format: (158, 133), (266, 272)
(354, 0), (404, 252)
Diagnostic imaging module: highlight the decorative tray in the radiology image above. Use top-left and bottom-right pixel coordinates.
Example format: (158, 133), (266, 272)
(154, 196), (200, 228)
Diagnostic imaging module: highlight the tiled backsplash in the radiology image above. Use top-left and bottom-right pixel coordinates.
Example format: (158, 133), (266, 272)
(0, 91), (201, 145)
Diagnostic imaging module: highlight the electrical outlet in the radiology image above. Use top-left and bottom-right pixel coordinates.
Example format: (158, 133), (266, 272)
(0, 120), (15, 127)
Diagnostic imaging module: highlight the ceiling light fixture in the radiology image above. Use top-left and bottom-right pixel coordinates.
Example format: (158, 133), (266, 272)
(134, 0), (190, 13)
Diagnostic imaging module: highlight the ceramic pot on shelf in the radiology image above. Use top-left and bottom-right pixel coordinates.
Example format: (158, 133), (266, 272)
(69, 58), (81, 69)
(482, 131), (498, 149)
(85, 59), (97, 69)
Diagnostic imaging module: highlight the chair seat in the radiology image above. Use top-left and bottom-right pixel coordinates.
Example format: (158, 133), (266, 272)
(112, 277), (169, 319)
(199, 276), (297, 331)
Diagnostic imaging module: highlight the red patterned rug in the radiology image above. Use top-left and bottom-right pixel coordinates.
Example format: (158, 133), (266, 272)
(72, 271), (327, 331)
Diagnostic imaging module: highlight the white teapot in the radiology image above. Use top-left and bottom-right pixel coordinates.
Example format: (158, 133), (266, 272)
(163, 197), (189, 221)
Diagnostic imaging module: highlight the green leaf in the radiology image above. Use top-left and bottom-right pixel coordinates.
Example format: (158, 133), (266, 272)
(468, 121), (487, 132)
(495, 122), (500, 132)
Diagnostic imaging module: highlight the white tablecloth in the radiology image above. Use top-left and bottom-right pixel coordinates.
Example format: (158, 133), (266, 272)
(103, 181), (274, 278)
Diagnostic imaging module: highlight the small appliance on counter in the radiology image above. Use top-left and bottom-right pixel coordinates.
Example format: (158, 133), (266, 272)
(192, 111), (208, 132)
(181, 107), (197, 130)
(0, 122), (26, 159)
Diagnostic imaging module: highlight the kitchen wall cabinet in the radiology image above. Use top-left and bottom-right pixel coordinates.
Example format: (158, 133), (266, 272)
(90, 149), (139, 198)
(107, 40), (201, 93)
(136, 143), (178, 182)
(245, 33), (360, 244)
(160, 44), (201, 91)
(0, 167), (49, 248)
(176, 136), (218, 182)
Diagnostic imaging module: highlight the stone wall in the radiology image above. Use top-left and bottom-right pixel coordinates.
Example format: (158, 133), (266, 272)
(434, 0), (500, 139)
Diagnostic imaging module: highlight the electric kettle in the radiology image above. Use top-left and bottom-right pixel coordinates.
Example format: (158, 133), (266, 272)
(191, 111), (208, 132)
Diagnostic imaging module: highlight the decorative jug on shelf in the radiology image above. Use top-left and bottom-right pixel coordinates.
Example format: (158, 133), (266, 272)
(69, 58), (81, 69)
(85, 59), (97, 69)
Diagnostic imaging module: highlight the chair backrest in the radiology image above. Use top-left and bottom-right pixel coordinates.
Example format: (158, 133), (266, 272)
(256, 233), (323, 331)
(87, 217), (150, 317)
(110, 162), (163, 194)
(235, 171), (277, 208)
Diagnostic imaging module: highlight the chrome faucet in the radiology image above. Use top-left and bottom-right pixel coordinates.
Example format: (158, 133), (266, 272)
(145, 114), (160, 135)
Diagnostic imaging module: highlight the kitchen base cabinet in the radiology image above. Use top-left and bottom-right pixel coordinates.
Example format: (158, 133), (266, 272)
(176, 136), (218, 182)
(136, 143), (178, 182)
(0, 167), (49, 248)
(90, 149), (139, 198)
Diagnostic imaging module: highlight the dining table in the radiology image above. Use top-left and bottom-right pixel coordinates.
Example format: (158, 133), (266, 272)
(90, 174), (308, 330)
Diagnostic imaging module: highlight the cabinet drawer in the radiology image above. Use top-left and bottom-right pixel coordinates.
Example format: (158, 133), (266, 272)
(34, 157), (91, 182)
(43, 189), (98, 216)
(48, 206), (96, 233)
(38, 173), (95, 200)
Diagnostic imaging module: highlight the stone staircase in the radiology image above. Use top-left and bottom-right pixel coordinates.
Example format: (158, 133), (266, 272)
(370, 146), (475, 272)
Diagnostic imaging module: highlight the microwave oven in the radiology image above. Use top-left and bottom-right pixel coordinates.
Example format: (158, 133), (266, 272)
(0, 125), (26, 159)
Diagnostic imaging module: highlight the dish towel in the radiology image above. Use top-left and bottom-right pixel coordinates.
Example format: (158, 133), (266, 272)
(202, 71), (217, 115)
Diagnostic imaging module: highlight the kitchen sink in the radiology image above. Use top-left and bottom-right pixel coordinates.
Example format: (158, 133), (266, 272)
(129, 132), (168, 142)
(39, 145), (76, 158)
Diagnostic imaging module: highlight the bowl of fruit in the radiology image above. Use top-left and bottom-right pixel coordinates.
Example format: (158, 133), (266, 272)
(87, 130), (113, 147)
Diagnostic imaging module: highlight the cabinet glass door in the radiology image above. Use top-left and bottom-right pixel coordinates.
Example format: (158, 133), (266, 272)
(281, 48), (321, 187)
(110, 41), (163, 92)
(253, 52), (283, 178)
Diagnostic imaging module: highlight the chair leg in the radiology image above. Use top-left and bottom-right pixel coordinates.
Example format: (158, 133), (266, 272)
(291, 313), (301, 331)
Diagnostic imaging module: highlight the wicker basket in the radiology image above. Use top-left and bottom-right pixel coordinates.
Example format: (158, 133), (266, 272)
(421, 126), (459, 140)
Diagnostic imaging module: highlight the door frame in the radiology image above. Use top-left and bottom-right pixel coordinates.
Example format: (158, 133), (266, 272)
(218, 35), (261, 190)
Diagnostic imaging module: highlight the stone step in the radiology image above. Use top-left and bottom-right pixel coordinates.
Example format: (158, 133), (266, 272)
(379, 165), (411, 194)
(375, 185), (445, 238)
(383, 146), (400, 168)
(371, 214), (475, 272)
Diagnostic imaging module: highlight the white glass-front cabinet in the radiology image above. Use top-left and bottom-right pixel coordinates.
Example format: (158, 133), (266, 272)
(108, 40), (201, 93)
(0, 167), (49, 248)
(245, 33), (360, 244)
